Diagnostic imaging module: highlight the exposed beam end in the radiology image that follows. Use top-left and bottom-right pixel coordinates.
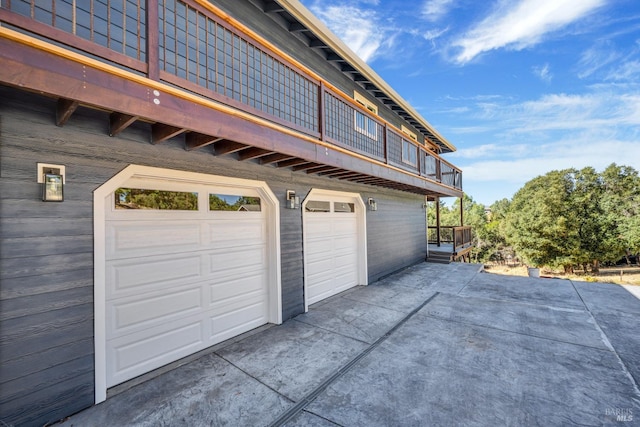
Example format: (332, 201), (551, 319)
(56, 98), (79, 127)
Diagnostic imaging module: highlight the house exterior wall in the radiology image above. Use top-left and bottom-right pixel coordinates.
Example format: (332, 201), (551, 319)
(0, 82), (427, 426)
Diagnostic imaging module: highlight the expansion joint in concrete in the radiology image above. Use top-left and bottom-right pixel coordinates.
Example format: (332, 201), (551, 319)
(268, 292), (441, 427)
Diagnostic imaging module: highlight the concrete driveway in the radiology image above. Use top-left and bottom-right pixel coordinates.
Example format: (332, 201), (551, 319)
(60, 263), (640, 426)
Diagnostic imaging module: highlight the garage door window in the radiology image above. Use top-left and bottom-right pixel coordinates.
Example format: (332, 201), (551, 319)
(305, 200), (331, 212)
(209, 194), (262, 211)
(114, 188), (198, 210)
(334, 202), (355, 213)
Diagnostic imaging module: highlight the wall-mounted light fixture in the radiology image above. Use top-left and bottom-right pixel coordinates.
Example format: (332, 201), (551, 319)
(286, 190), (300, 209)
(367, 197), (377, 211)
(38, 163), (65, 202)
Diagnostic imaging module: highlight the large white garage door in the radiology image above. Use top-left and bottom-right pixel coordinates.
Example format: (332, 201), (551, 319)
(303, 190), (367, 307)
(103, 173), (277, 388)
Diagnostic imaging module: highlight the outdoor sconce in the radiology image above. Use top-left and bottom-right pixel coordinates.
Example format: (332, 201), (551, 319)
(38, 163), (65, 202)
(368, 198), (377, 211)
(286, 190), (300, 209)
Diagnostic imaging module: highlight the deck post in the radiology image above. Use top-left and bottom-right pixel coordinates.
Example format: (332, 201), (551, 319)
(459, 194), (464, 226)
(436, 197), (441, 247)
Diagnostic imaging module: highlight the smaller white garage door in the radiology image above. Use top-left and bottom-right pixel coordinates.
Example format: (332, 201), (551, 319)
(303, 189), (367, 307)
(99, 169), (280, 389)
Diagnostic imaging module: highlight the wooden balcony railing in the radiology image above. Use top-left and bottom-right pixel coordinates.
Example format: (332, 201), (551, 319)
(428, 226), (473, 251)
(0, 0), (462, 191)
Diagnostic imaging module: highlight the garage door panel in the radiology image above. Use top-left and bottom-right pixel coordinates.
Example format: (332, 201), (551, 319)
(305, 237), (333, 256)
(109, 286), (203, 334)
(332, 219), (357, 235)
(105, 177), (274, 389)
(208, 218), (265, 247)
(306, 257), (333, 277)
(107, 222), (203, 259)
(107, 319), (205, 387)
(208, 246), (266, 278)
(210, 301), (268, 342)
(208, 275), (267, 306)
(107, 256), (203, 298)
(305, 219), (332, 238)
(304, 192), (363, 306)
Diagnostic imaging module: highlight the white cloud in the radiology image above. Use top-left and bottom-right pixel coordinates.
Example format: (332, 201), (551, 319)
(606, 60), (640, 81)
(450, 0), (606, 64)
(449, 85), (640, 203)
(310, 4), (385, 62)
(422, 0), (454, 22)
(533, 63), (553, 82)
(423, 27), (449, 47)
(578, 41), (622, 78)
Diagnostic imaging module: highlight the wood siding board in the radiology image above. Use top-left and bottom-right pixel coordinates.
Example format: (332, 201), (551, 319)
(0, 234), (93, 259)
(0, 285), (93, 322)
(0, 371), (94, 427)
(0, 303), (94, 363)
(0, 252), (93, 280)
(0, 337), (93, 384)
(0, 269), (93, 301)
(1, 354), (93, 405)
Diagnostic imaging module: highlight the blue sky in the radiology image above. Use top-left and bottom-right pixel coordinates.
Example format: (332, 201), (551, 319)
(299, 0), (640, 206)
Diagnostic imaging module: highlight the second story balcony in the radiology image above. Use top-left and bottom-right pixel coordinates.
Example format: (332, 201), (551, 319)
(0, 0), (463, 198)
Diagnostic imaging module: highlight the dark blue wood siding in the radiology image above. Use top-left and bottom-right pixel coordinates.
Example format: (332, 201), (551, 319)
(0, 84), (428, 426)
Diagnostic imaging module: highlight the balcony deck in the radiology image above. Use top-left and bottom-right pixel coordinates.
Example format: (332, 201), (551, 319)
(0, 1), (463, 198)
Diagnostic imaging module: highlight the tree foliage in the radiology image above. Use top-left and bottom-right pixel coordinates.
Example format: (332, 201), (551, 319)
(432, 163), (640, 270)
(502, 164), (640, 269)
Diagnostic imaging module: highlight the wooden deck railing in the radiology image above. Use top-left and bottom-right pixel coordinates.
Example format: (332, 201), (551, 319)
(0, 0), (462, 190)
(428, 226), (473, 251)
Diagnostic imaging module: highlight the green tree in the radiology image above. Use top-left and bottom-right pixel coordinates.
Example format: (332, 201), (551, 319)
(504, 169), (578, 270)
(601, 164), (640, 259)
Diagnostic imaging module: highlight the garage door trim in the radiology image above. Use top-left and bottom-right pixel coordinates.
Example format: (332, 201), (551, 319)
(93, 165), (282, 403)
(302, 188), (367, 311)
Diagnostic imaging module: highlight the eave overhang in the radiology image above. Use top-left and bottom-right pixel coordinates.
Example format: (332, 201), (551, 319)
(263, 0), (457, 154)
(0, 29), (462, 199)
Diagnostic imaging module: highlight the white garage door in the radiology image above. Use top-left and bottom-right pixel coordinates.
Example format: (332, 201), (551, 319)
(303, 190), (367, 307)
(103, 174), (276, 387)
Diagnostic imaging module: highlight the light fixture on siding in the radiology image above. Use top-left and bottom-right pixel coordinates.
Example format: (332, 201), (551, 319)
(38, 163), (65, 202)
(368, 197), (377, 211)
(286, 190), (300, 209)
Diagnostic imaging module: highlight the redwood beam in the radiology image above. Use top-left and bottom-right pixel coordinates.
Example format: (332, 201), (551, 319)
(237, 147), (273, 161)
(0, 37), (464, 198)
(109, 112), (138, 137)
(304, 165), (339, 174)
(185, 133), (223, 151)
(292, 163), (322, 171)
(214, 140), (248, 155)
(260, 153), (294, 165)
(333, 172), (361, 179)
(277, 158), (311, 168)
(151, 123), (185, 144)
(319, 169), (349, 177)
(55, 98), (78, 127)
